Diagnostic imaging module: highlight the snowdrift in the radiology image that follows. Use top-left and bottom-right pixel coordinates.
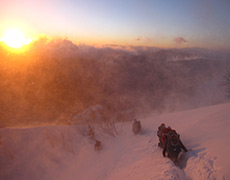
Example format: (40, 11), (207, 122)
(0, 102), (229, 180)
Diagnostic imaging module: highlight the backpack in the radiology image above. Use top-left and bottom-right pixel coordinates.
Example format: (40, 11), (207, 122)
(166, 131), (181, 159)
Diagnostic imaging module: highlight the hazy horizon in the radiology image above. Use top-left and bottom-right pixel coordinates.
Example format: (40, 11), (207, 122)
(0, 38), (229, 128)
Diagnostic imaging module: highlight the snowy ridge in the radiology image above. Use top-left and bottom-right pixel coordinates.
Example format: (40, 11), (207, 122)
(0, 103), (229, 180)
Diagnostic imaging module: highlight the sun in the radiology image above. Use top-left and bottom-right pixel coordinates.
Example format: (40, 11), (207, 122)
(0, 29), (32, 49)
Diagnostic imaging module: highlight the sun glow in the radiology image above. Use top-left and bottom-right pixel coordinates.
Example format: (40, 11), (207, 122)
(0, 29), (32, 48)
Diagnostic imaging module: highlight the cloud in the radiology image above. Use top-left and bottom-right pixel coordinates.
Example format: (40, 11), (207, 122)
(135, 37), (142, 41)
(174, 37), (188, 44)
(0, 37), (227, 128)
(135, 37), (152, 44)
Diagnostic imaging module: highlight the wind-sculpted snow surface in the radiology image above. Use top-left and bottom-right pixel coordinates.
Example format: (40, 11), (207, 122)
(0, 102), (229, 180)
(184, 152), (224, 180)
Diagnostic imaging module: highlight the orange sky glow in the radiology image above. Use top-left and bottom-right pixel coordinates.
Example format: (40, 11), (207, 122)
(0, 0), (229, 50)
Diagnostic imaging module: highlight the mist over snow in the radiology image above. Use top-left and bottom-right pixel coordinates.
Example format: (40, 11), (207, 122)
(0, 102), (229, 180)
(0, 38), (230, 128)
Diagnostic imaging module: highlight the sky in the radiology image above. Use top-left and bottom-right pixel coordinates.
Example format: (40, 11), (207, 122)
(0, 0), (230, 49)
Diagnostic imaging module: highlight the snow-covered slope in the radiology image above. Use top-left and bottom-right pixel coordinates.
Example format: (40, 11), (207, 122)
(0, 102), (229, 180)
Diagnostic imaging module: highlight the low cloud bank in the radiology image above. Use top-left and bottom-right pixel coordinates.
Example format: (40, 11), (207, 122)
(0, 38), (229, 127)
(174, 37), (188, 44)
